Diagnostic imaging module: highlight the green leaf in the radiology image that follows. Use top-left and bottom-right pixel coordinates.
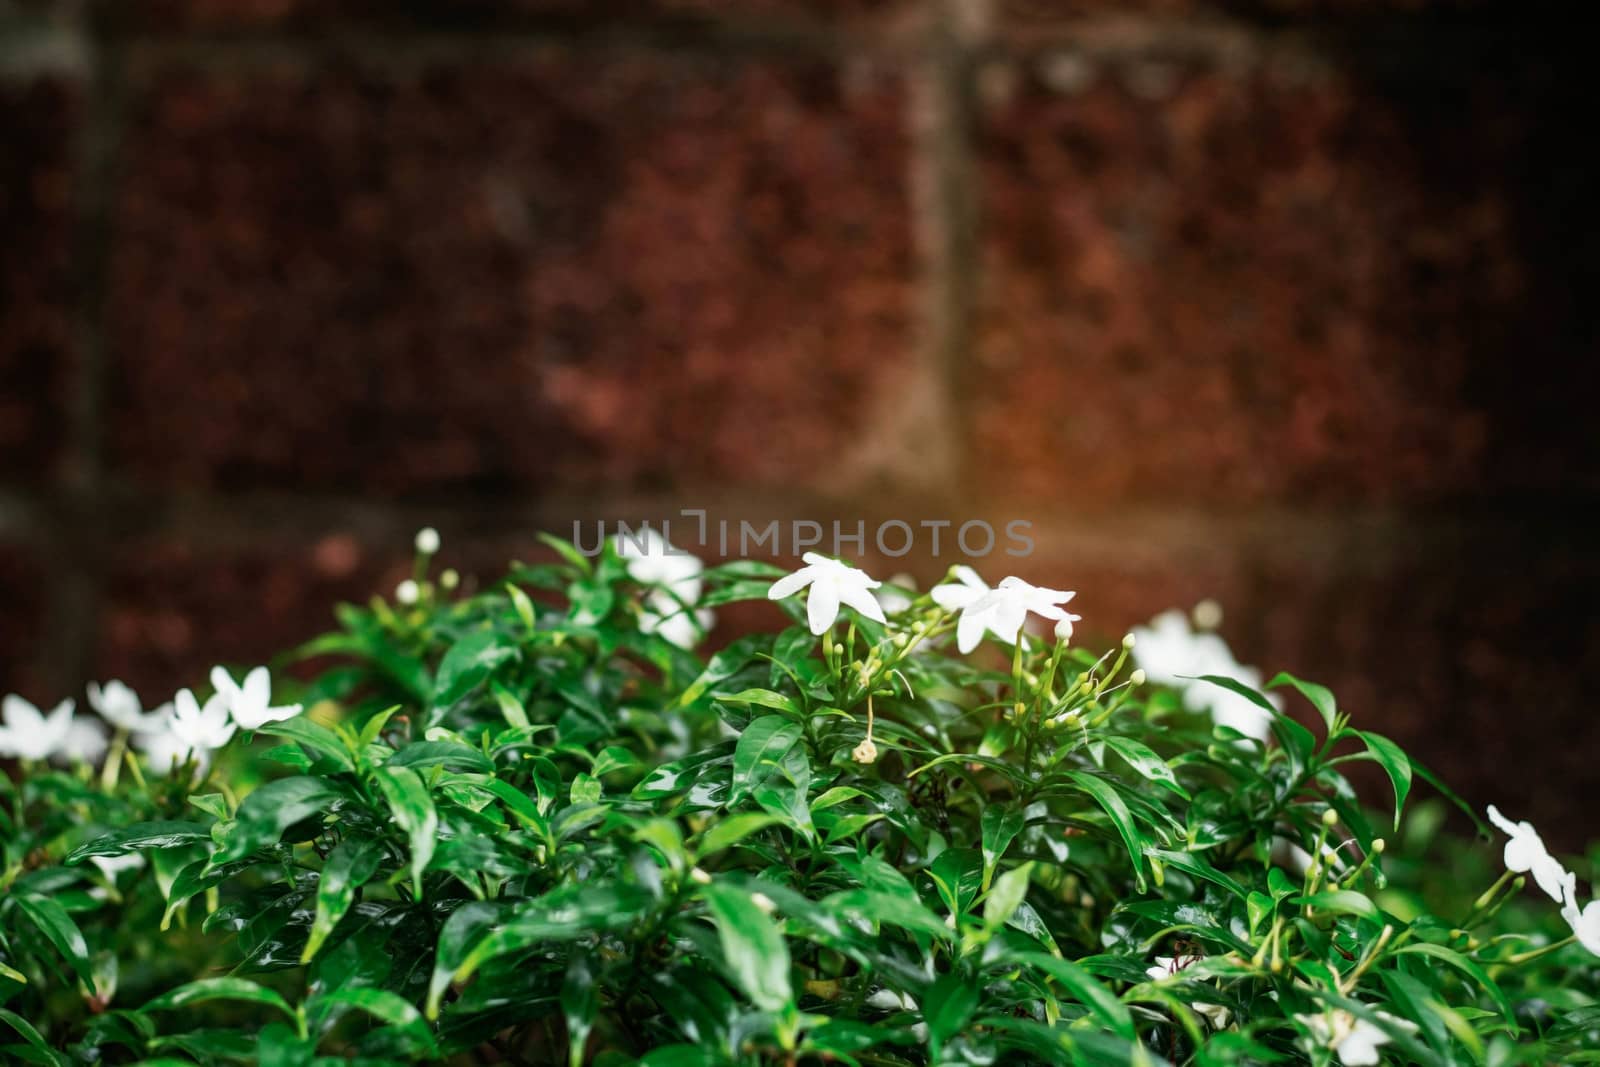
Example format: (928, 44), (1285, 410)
(302, 839), (385, 962)
(923, 972), (980, 1051)
(0, 1008), (68, 1067)
(714, 688), (801, 717)
(1394, 942), (1516, 1022)
(982, 861), (1035, 930)
(434, 631), (516, 705)
(426, 900), (506, 1019)
(694, 814), (782, 860)
(65, 821), (212, 864)
(980, 806), (1026, 891)
(374, 766), (438, 890)
(385, 740), (493, 774)
(144, 977), (296, 1021)
(309, 987), (435, 1053)
(1065, 772), (1148, 889)
(1014, 953), (1135, 1040)
(701, 883), (793, 1012)
(1291, 889), (1380, 921)
(562, 955), (598, 1067)
(1268, 671), (1339, 732)
(215, 776), (341, 865)
(1102, 736), (1189, 799)
(13, 895), (92, 987)
(1358, 730), (1413, 830)
(730, 715), (802, 805)
(257, 717), (355, 772)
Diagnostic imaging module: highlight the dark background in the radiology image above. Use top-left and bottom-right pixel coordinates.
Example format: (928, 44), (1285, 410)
(1, 0), (1594, 843)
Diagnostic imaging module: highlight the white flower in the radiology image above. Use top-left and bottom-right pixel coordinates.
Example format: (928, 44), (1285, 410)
(953, 576), (1076, 654)
(768, 553), (886, 636)
(87, 680), (171, 733)
(614, 527), (704, 607)
(89, 853), (145, 882)
(1486, 805), (1568, 903)
(1131, 610), (1277, 741)
(1560, 872), (1600, 956)
(874, 580), (916, 616)
(170, 687), (237, 751)
(395, 579), (420, 605)
(136, 721), (211, 777)
(852, 737), (879, 764)
(1144, 955), (1232, 1028)
(60, 717), (108, 765)
(931, 565), (990, 612)
(1296, 1008), (1416, 1066)
(640, 591), (715, 650)
(0, 695), (76, 760)
(415, 527), (441, 554)
(211, 666), (302, 730)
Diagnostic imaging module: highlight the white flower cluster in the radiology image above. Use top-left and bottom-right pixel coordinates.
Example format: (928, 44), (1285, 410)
(1485, 805), (1600, 956)
(1129, 609), (1279, 742)
(614, 529), (713, 650)
(768, 556), (1079, 646)
(1, 666), (302, 775)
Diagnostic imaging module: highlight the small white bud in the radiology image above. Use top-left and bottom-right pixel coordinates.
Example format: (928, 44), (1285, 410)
(1372, 838), (1386, 854)
(1054, 617), (1075, 642)
(1122, 632), (1137, 650)
(750, 891), (777, 915)
(852, 738), (879, 765)
(440, 568), (460, 591)
(415, 527), (441, 555)
(1192, 599), (1223, 630)
(690, 866), (712, 885)
(395, 579), (420, 606)
(1129, 669), (1147, 686)
(1322, 808), (1340, 828)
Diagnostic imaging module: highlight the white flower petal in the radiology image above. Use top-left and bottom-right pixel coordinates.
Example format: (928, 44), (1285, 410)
(806, 578), (841, 635)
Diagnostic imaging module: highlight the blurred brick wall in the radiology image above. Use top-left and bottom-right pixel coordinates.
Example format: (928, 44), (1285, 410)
(1, 0), (1595, 842)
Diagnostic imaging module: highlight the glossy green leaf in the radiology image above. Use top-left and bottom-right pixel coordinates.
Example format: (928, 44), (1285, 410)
(701, 883), (792, 1012)
(374, 765), (438, 890)
(143, 977), (296, 1021)
(302, 838), (385, 962)
(13, 895), (92, 987)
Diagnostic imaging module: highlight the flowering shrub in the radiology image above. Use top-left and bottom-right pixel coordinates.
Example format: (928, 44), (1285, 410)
(2, 529), (1596, 1065)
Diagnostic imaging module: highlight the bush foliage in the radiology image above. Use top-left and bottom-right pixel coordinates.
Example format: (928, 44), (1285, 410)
(1, 533), (1594, 1065)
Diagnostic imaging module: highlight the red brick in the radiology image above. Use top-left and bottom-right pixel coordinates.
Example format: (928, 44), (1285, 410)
(105, 0), (905, 32)
(974, 52), (1593, 508)
(1010, 522), (1600, 850)
(0, 74), (78, 487)
(107, 53), (912, 496)
(997, 0), (1502, 22)
(0, 543), (50, 700)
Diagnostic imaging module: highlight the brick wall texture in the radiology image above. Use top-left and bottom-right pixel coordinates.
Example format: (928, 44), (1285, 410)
(1, 0), (1595, 843)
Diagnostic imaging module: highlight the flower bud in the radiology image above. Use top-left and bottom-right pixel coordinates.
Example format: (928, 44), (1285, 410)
(440, 568), (460, 591)
(911, 621), (927, 635)
(1122, 632), (1137, 650)
(1321, 808), (1340, 828)
(1192, 599), (1223, 630)
(1080, 679), (1094, 695)
(852, 738), (878, 765)
(750, 892), (777, 915)
(1054, 617), (1075, 642)
(415, 527), (440, 555)
(690, 867), (712, 885)
(395, 579), (420, 606)
(1129, 669), (1147, 686)
(1372, 838), (1386, 854)
(1012, 701), (1026, 718)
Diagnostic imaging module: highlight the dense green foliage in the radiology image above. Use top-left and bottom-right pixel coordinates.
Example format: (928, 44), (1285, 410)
(2, 535), (1595, 1065)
